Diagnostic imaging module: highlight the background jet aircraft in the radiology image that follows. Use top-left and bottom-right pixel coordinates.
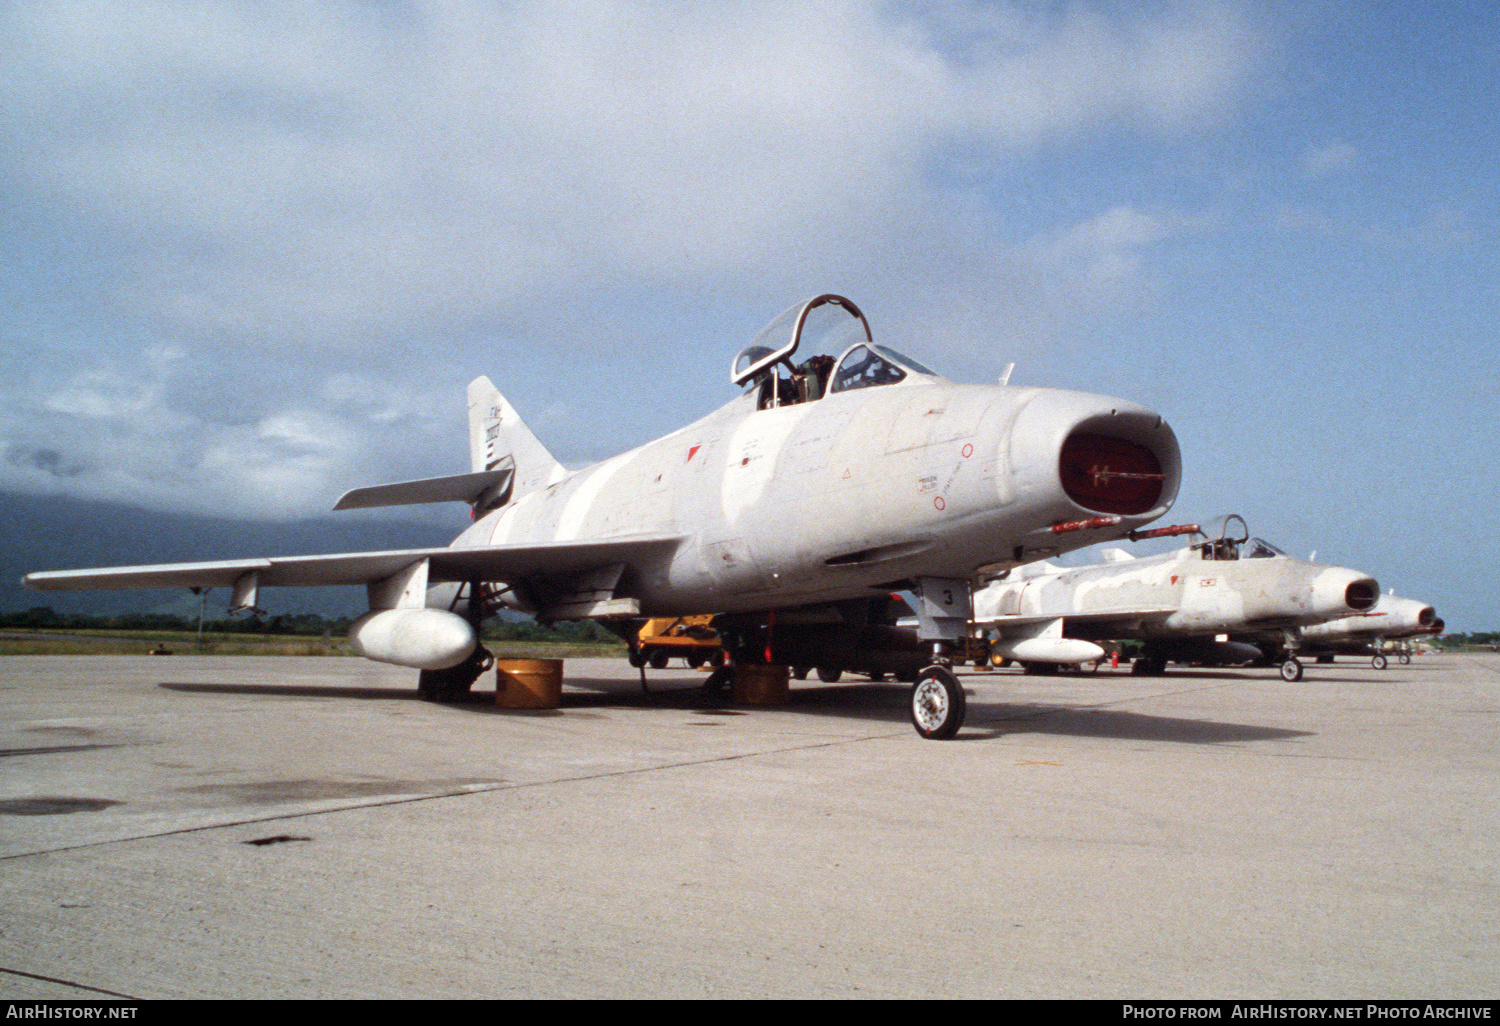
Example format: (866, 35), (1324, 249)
(26, 295), (1182, 738)
(1266, 590), (1443, 669)
(971, 515), (1380, 682)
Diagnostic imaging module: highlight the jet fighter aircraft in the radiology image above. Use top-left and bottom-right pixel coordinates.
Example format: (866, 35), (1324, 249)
(25, 295), (1182, 738)
(971, 515), (1379, 681)
(1266, 589), (1442, 669)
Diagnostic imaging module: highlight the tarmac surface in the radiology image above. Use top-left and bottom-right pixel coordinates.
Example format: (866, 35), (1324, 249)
(1, 651), (1496, 999)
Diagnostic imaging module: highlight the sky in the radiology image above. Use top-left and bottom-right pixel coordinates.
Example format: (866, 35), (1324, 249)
(3, 1), (1496, 630)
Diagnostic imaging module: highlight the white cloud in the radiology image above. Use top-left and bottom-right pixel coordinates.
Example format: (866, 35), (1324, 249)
(1, 0), (1265, 516)
(5, 1), (1261, 343)
(1304, 140), (1357, 176)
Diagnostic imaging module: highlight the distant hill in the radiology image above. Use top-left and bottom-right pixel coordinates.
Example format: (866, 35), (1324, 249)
(1, 492), (463, 619)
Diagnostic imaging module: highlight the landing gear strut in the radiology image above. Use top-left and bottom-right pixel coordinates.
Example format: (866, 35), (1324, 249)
(909, 578), (972, 740)
(417, 645), (494, 703)
(418, 578), (495, 703)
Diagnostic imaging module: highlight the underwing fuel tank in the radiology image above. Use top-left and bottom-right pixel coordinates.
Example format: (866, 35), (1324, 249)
(348, 608), (477, 670)
(990, 635), (1106, 665)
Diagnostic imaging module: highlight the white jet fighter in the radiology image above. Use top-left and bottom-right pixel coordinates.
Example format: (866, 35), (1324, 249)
(972, 515), (1380, 682)
(1273, 590), (1443, 669)
(25, 295), (1182, 738)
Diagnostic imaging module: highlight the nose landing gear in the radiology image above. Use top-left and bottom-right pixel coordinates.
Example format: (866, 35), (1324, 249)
(910, 664), (966, 740)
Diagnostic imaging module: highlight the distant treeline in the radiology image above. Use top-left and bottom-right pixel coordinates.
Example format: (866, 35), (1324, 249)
(1437, 632), (1500, 648)
(0, 606), (622, 644)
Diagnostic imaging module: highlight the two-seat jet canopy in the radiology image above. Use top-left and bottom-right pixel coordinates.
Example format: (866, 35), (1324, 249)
(730, 294), (941, 408)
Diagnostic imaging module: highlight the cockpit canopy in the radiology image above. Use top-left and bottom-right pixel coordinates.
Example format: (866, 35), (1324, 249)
(1195, 514), (1288, 561)
(732, 295), (941, 409)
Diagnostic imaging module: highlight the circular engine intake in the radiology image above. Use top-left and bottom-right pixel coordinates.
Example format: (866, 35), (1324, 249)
(1059, 432), (1165, 516)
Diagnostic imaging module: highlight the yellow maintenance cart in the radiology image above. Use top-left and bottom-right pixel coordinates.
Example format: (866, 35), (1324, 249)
(629, 615), (725, 670)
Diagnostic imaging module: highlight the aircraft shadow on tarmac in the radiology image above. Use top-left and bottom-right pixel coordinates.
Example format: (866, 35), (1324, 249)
(159, 675), (1311, 746)
(160, 682), (414, 700)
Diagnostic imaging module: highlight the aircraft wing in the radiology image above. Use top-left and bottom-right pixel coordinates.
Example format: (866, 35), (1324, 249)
(980, 608), (1178, 642)
(24, 534), (685, 595)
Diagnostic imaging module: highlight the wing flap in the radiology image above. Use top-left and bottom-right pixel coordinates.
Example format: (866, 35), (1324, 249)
(24, 534), (685, 594)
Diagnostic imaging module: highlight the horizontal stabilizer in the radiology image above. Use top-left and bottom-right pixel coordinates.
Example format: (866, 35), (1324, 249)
(24, 534), (684, 595)
(332, 468), (514, 511)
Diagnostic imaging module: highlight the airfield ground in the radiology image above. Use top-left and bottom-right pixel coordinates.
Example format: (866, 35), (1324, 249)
(1, 652), (1495, 999)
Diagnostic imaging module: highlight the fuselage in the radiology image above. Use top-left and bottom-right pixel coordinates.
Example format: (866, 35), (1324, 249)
(1298, 593), (1441, 647)
(974, 542), (1378, 640)
(457, 377), (1181, 617)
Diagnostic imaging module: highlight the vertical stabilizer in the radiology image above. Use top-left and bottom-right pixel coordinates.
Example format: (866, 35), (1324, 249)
(467, 377), (567, 502)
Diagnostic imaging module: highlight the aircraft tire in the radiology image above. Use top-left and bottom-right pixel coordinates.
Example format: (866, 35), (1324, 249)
(627, 648), (647, 669)
(1279, 657), (1303, 683)
(417, 645), (493, 703)
(911, 665), (965, 740)
(816, 666), (842, 683)
(1372, 654), (1388, 670)
(700, 666), (732, 694)
(1400, 652), (1411, 665)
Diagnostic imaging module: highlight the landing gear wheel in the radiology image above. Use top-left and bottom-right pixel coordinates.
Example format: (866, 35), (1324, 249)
(816, 666), (842, 683)
(1399, 652), (1411, 665)
(1372, 654), (1388, 670)
(701, 666), (732, 695)
(627, 647), (647, 669)
(910, 665), (966, 740)
(1280, 657), (1303, 683)
(417, 646), (493, 703)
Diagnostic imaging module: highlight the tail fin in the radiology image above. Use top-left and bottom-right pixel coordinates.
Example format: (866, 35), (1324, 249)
(467, 376), (566, 505)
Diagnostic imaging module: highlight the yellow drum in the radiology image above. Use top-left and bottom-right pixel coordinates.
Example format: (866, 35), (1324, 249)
(732, 664), (790, 705)
(494, 658), (563, 709)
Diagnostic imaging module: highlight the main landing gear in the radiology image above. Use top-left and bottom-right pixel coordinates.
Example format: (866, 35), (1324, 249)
(417, 645), (494, 703)
(417, 578), (494, 703)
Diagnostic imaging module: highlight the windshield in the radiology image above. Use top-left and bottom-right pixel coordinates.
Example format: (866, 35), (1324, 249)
(1242, 538), (1287, 559)
(829, 344), (937, 394)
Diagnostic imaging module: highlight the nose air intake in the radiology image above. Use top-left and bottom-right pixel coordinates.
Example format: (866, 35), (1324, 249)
(1345, 580), (1379, 611)
(1059, 432), (1165, 516)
